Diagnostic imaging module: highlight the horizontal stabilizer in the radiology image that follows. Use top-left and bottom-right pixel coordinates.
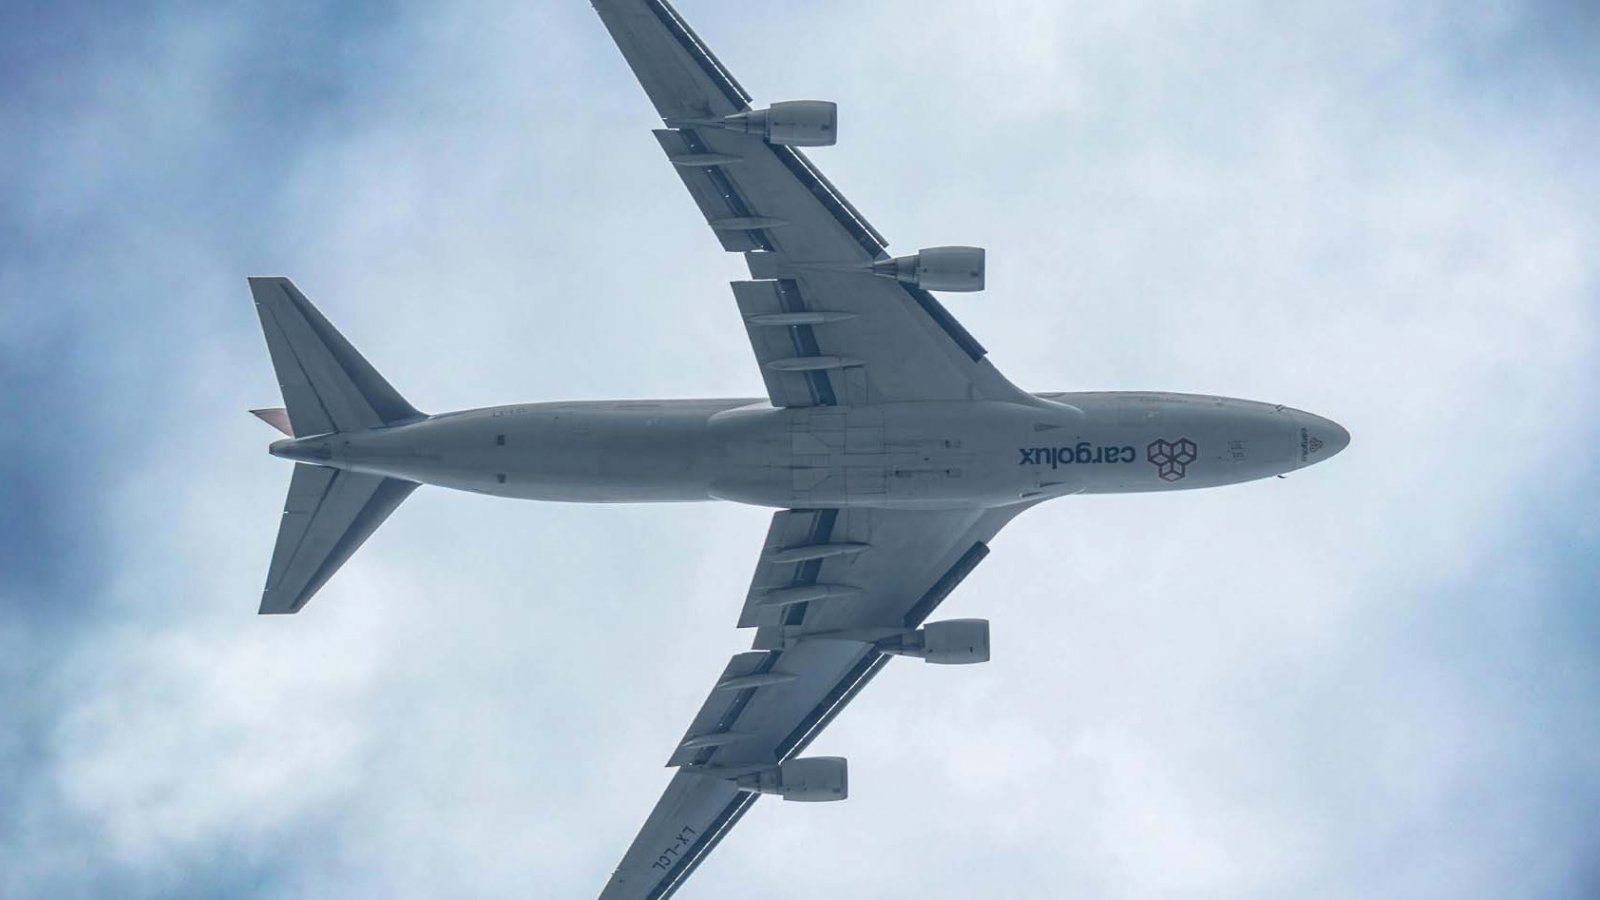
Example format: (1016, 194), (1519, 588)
(260, 463), (417, 614)
(250, 277), (421, 437)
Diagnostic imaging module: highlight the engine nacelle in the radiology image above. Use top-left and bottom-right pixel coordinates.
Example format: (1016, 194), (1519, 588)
(719, 100), (837, 147)
(871, 246), (986, 292)
(883, 618), (990, 665)
(736, 756), (849, 802)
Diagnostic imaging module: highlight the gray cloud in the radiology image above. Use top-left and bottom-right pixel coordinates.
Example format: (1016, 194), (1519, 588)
(2, 1), (1597, 899)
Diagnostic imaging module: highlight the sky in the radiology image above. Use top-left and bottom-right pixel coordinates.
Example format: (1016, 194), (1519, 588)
(2, 1), (1598, 898)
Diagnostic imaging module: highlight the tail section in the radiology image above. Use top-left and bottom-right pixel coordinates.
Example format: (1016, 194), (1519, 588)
(250, 276), (422, 436)
(250, 277), (422, 615)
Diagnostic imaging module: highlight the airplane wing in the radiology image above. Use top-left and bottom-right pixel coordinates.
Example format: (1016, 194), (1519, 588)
(591, 0), (1027, 407)
(597, 504), (1032, 900)
(589, 3), (1038, 895)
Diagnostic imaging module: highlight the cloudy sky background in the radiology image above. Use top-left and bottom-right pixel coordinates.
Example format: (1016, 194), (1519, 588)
(3, 1), (1598, 897)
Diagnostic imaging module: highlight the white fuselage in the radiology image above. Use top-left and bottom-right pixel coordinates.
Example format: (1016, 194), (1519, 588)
(272, 391), (1348, 510)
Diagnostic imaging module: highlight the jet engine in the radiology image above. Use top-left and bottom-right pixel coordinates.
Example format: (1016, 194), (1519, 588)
(871, 246), (986, 292)
(735, 756), (849, 802)
(714, 100), (838, 147)
(882, 618), (990, 665)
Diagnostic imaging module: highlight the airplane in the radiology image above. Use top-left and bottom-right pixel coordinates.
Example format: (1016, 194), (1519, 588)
(245, 1), (1349, 896)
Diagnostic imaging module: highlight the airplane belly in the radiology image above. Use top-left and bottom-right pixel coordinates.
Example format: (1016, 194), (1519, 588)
(525, 403), (727, 502)
(785, 407), (886, 506)
(708, 401), (1058, 509)
(351, 400), (751, 502)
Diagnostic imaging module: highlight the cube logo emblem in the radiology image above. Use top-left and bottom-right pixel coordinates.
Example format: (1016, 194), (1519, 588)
(1147, 438), (1198, 481)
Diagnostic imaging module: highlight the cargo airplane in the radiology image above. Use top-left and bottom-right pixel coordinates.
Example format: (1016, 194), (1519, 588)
(247, 2), (1349, 896)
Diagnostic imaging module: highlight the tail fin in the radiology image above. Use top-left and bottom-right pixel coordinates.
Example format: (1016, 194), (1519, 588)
(250, 277), (422, 615)
(249, 276), (422, 436)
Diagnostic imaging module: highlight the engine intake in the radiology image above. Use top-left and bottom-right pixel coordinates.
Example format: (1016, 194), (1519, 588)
(718, 101), (838, 147)
(736, 756), (849, 802)
(872, 246), (986, 292)
(882, 618), (990, 665)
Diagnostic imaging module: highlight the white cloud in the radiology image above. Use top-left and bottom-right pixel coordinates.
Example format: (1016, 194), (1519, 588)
(6, 1), (1597, 899)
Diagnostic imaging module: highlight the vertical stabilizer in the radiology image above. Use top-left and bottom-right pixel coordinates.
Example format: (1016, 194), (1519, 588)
(250, 277), (421, 437)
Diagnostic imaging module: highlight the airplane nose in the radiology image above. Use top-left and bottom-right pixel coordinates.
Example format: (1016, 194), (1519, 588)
(1321, 419), (1351, 457)
(1287, 410), (1349, 467)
